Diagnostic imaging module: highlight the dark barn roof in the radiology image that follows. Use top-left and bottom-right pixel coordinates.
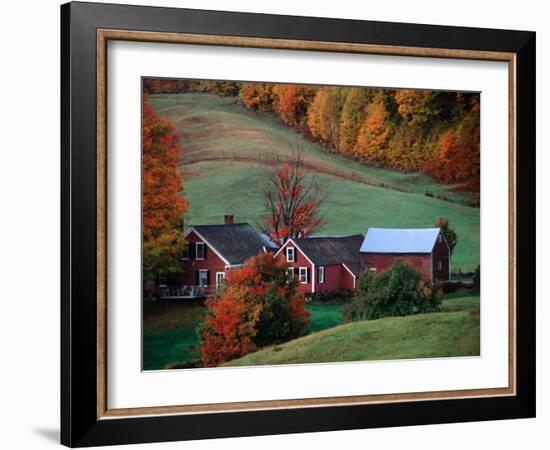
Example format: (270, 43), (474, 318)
(188, 223), (271, 265)
(293, 234), (364, 276)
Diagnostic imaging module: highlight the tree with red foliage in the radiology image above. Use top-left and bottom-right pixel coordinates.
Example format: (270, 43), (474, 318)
(261, 154), (325, 246)
(272, 84), (301, 126)
(272, 84), (317, 127)
(425, 97), (480, 189)
(142, 94), (189, 280)
(199, 253), (310, 367)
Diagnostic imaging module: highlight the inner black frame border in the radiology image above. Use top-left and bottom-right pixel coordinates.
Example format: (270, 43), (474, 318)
(61, 2), (535, 447)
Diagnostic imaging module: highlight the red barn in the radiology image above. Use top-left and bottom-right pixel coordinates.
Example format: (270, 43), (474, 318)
(274, 235), (364, 294)
(359, 228), (450, 283)
(162, 216), (274, 298)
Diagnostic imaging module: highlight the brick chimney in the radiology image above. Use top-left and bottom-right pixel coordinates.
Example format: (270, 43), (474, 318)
(224, 214), (234, 225)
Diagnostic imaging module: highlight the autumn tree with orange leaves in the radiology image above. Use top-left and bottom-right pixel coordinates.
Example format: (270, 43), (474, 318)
(261, 154), (325, 246)
(199, 253), (310, 367)
(142, 94), (189, 280)
(144, 79), (481, 194)
(272, 84), (316, 127)
(426, 97), (480, 189)
(355, 101), (392, 162)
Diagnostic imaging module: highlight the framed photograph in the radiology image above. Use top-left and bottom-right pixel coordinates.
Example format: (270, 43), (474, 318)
(61, 1), (536, 447)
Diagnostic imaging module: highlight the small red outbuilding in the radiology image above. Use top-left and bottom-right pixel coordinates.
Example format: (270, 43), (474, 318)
(359, 228), (450, 283)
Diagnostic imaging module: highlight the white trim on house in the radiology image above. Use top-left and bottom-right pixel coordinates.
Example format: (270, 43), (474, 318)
(286, 246), (295, 262)
(311, 263), (315, 293)
(184, 227), (231, 265)
(341, 263), (358, 289)
(215, 271), (225, 290)
(198, 269), (209, 287)
(274, 239), (316, 266)
(298, 267), (308, 284)
(318, 266), (325, 284)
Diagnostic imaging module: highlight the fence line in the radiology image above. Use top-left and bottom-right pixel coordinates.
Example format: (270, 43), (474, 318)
(179, 152), (479, 207)
(181, 152), (413, 194)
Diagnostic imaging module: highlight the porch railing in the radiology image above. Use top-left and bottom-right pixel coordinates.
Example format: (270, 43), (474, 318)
(159, 285), (213, 299)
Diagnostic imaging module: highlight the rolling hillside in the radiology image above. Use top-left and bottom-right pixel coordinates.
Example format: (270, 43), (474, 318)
(149, 93), (480, 271)
(223, 309), (480, 367)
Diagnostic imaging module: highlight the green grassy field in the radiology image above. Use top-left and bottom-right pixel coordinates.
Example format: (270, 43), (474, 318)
(142, 291), (478, 370)
(224, 309), (480, 367)
(143, 300), (343, 370)
(441, 291), (481, 312)
(305, 303), (343, 333)
(149, 93), (480, 272)
(142, 300), (205, 370)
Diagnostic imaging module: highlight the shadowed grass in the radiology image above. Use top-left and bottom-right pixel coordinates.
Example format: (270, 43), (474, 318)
(142, 300), (205, 371)
(306, 303), (343, 333)
(142, 299), (344, 370)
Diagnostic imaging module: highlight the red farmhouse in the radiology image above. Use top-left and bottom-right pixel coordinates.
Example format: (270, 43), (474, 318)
(274, 235), (364, 294)
(160, 220), (451, 299)
(359, 228), (450, 283)
(165, 215), (275, 298)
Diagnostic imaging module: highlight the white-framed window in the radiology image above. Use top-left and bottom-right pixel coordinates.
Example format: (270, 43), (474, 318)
(287, 267), (294, 279)
(286, 247), (295, 262)
(299, 267), (308, 284)
(438, 260), (442, 270)
(318, 266), (325, 283)
(198, 269), (209, 286)
(195, 242), (205, 260)
(368, 267), (377, 273)
(216, 272), (225, 290)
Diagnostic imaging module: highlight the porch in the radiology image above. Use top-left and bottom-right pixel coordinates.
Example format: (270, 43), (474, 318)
(158, 285), (216, 300)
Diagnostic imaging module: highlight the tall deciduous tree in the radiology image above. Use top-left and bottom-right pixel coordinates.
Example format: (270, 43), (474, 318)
(142, 95), (189, 280)
(394, 89), (434, 127)
(306, 87), (346, 150)
(425, 96), (480, 190)
(271, 84), (316, 127)
(261, 154), (325, 246)
(355, 101), (392, 162)
(239, 82), (274, 111)
(339, 88), (373, 155)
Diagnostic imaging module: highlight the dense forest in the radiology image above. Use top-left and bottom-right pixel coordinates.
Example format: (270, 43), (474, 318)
(144, 79), (480, 192)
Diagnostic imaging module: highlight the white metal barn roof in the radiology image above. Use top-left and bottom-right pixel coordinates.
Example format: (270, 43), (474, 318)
(360, 228), (441, 254)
